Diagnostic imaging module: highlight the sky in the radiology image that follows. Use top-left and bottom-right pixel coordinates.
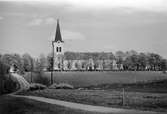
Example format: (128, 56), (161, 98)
(0, 0), (167, 58)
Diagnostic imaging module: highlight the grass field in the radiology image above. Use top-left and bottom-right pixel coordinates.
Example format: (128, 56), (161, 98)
(85, 79), (167, 93)
(0, 95), (106, 114)
(19, 76), (167, 112)
(18, 71), (167, 112)
(19, 89), (167, 112)
(24, 71), (167, 87)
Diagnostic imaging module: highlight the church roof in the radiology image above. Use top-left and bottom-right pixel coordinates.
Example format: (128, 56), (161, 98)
(54, 19), (63, 42)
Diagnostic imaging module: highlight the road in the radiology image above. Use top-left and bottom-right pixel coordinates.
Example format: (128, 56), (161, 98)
(11, 94), (165, 114)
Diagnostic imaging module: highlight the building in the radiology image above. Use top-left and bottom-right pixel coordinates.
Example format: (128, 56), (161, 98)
(52, 20), (123, 71)
(52, 19), (64, 70)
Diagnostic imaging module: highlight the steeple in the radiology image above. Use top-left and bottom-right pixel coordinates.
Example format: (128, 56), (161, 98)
(54, 19), (63, 42)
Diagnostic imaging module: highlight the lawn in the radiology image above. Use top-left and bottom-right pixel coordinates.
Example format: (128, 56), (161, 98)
(0, 95), (107, 114)
(24, 71), (167, 87)
(19, 89), (167, 112)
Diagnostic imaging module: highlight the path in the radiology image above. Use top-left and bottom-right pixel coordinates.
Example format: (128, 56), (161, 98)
(10, 73), (30, 94)
(11, 94), (164, 114)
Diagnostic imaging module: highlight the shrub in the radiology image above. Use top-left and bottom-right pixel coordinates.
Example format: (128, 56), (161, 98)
(48, 83), (58, 89)
(33, 71), (50, 86)
(0, 75), (18, 95)
(29, 83), (47, 91)
(0, 61), (10, 78)
(49, 83), (74, 89)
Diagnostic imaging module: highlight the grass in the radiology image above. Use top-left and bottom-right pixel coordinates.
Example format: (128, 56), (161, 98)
(23, 71), (167, 87)
(0, 95), (108, 114)
(19, 89), (167, 112)
(19, 71), (167, 112)
(85, 79), (167, 93)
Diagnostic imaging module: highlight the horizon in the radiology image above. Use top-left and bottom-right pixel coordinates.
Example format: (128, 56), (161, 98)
(0, 0), (167, 58)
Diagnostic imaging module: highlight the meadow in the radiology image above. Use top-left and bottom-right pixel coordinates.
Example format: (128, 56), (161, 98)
(20, 89), (167, 112)
(24, 71), (167, 87)
(21, 71), (167, 112)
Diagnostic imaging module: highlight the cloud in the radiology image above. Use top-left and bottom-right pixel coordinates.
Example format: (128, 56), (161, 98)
(0, 16), (4, 20)
(67, 0), (167, 12)
(45, 17), (57, 25)
(28, 18), (43, 26)
(103, 45), (118, 52)
(28, 17), (57, 26)
(4, 12), (31, 17)
(4, 0), (167, 12)
(62, 30), (85, 40)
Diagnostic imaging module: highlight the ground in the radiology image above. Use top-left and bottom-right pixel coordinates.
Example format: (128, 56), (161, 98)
(0, 95), (107, 114)
(24, 71), (167, 87)
(2, 71), (167, 113)
(19, 89), (167, 112)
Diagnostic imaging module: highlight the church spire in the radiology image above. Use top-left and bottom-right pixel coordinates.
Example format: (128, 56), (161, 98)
(54, 19), (63, 42)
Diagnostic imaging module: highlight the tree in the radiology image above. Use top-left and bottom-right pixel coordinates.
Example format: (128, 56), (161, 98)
(160, 59), (167, 72)
(123, 54), (139, 71)
(22, 53), (33, 72)
(1, 54), (24, 74)
(34, 54), (47, 72)
(148, 53), (162, 71)
(0, 60), (10, 79)
(115, 51), (126, 60)
(47, 54), (53, 71)
(0, 59), (17, 95)
(126, 50), (138, 56)
(138, 53), (147, 70)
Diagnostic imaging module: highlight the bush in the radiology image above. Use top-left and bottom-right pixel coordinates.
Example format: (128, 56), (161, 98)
(29, 83), (47, 91)
(0, 61), (10, 78)
(49, 83), (58, 89)
(0, 60), (19, 95)
(0, 75), (18, 95)
(49, 83), (74, 89)
(34, 71), (50, 86)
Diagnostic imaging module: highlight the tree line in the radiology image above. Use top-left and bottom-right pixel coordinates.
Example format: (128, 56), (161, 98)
(0, 50), (167, 74)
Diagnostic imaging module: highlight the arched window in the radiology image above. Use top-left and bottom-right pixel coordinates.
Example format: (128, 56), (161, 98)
(56, 47), (59, 52)
(59, 47), (61, 52)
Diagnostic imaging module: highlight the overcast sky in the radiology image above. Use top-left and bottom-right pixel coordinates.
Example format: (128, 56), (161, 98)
(0, 0), (167, 58)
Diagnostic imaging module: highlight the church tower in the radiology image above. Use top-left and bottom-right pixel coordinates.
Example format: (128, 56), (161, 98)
(52, 19), (64, 70)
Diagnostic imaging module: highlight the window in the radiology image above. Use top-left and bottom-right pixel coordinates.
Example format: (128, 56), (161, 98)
(56, 47), (59, 52)
(59, 47), (61, 52)
(55, 46), (62, 52)
(56, 47), (62, 52)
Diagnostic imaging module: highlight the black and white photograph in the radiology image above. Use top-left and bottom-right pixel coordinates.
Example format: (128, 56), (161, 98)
(0, 0), (167, 114)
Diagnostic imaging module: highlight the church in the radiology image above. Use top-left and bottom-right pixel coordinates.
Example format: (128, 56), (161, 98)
(52, 20), (123, 71)
(52, 19), (64, 70)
